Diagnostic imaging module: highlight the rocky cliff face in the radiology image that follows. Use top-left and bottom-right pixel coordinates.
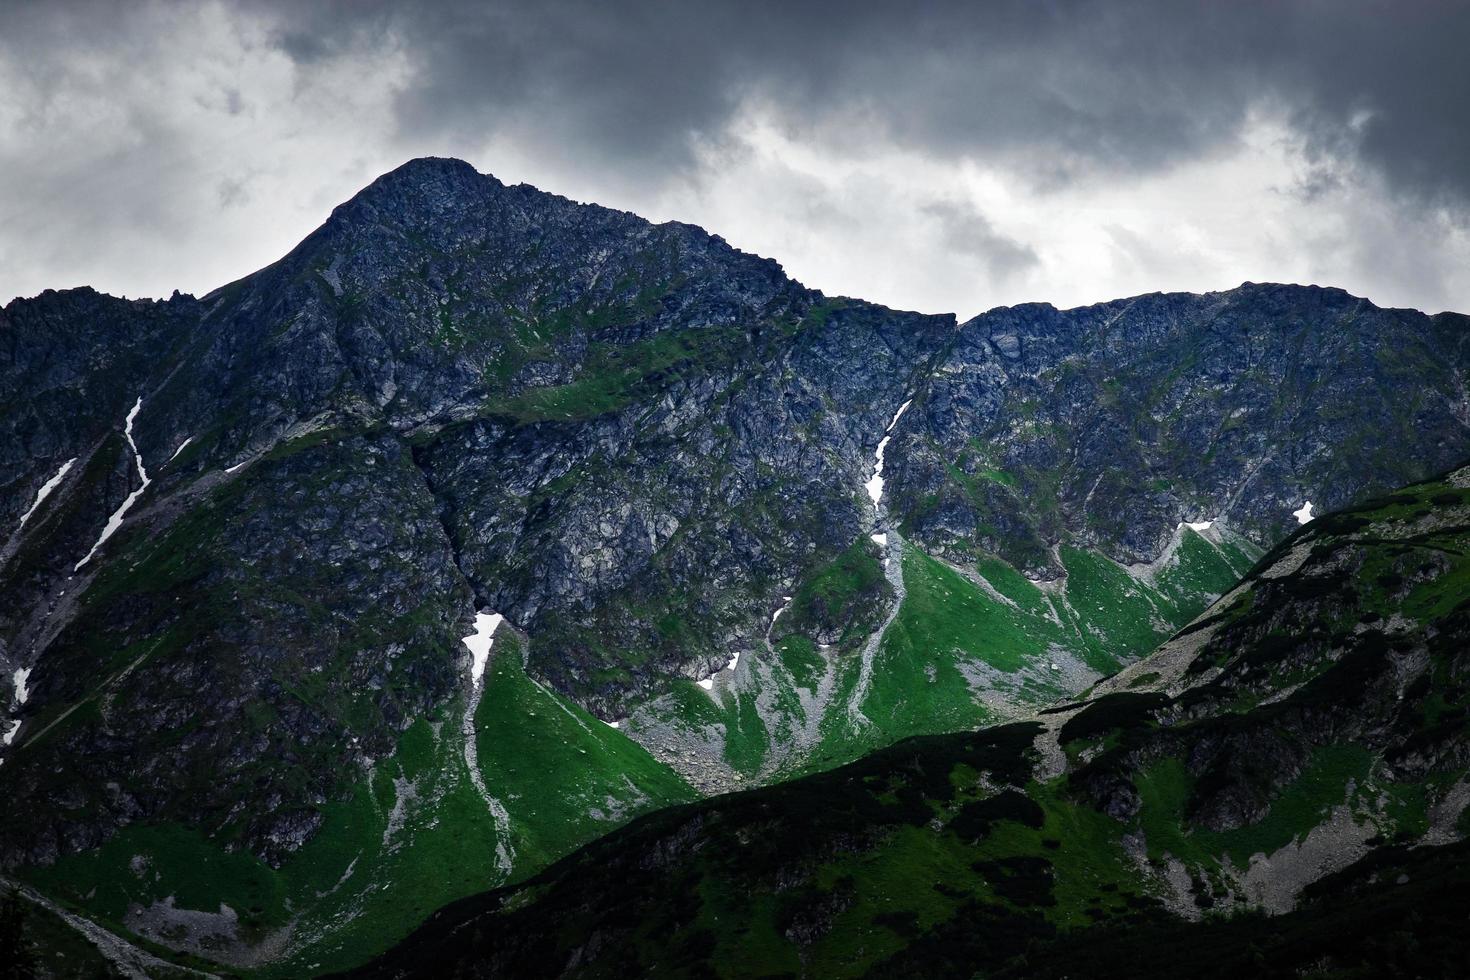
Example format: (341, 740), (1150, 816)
(1, 157), (1468, 972)
(897, 285), (1470, 575)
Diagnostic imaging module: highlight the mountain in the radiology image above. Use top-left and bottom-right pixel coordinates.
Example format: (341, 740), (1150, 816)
(1, 157), (1468, 973)
(348, 462), (1470, 979)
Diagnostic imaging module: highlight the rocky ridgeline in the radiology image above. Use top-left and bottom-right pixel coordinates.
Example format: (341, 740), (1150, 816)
(0, 158), (1468, 969)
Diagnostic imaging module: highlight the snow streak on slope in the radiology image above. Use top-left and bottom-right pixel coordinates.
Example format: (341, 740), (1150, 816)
(459, 611), (514, 876)
(1293, 501), (1315, 524)
(75, 397), (151, 571)
(847, 531), (907, 728)
(462, 612), (503, 688)
(863, 399), (912, 511)
(849, 398), (913, 723)
(12, 667), (30, 705)
(12, 457), (76, 541)
(2, 717), (20, 766)
(768, 597), (792, 637)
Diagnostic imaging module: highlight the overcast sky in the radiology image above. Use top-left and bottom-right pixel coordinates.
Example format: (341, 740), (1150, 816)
(2, 0), (1468, 317)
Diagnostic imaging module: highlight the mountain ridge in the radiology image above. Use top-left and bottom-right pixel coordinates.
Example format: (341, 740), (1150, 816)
(2, 157), (1469, 973)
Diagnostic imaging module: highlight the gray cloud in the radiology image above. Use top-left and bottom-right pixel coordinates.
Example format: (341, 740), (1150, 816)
(243, 0), (1470, 207)
(0, 0), (1467, 313)
(921, 200), (1039, 280)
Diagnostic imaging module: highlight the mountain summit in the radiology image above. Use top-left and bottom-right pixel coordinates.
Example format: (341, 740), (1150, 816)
(2, 159), (1469, 974)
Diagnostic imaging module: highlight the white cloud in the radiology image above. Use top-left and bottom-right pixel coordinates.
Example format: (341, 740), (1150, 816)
(0, 2), (412, 302)
(621, 106), (1470, 316)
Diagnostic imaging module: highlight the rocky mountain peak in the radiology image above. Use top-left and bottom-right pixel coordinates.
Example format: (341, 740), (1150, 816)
(326, 156), (505, 230)
(2, 160), (1469, 976)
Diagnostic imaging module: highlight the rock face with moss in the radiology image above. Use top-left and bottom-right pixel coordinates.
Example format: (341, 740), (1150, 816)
(1, 157), (1468, 972)
(349, 464), (1470, 980)
(895, 286), (1470, 577)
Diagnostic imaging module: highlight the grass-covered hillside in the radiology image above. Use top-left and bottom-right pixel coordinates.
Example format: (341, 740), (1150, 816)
(619, 521), (1257, 791)
(12, 619), (694, 977)
(347, 463), (1470, 979)
(3, 508), (1250, 976)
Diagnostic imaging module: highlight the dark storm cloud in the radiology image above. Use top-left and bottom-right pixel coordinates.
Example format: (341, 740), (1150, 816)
(2, 0), (1467, 313)
(254, 0), (1470, 207)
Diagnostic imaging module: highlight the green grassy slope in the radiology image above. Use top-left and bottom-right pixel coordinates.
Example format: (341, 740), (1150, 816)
(627, 525), (1258, 785)
(472, 636), (698, 873)
(344, 465), (1470, 980)
(18, 634), (693, 977)
(346, 715), (1470, 980)
(6, 483), (1255, 976)
(831, 528), (1255, 758)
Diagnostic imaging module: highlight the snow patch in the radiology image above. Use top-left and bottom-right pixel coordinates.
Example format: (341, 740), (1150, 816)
(726, 651), (741, 672)
(605, 719), (622, 729)
(767, 595), (795, 645)
(460, 611), (504, 688)
(1293, 501), (1315, 524)
(224, 462), (246, 474)
(870, 532), (888, 547)
(769, 596), (794, 627)
(862, 398), (912, 511)
(167, 437), (193, 462)
(75, 397), (151, 571)
(458, 607), (515, 877)
(697, 677), (714, 690)
(1184, 520), (1213, 531)
(15, 457), (76, 537)
(13, 667), (30, 705)
(3, 719), (18, 745)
